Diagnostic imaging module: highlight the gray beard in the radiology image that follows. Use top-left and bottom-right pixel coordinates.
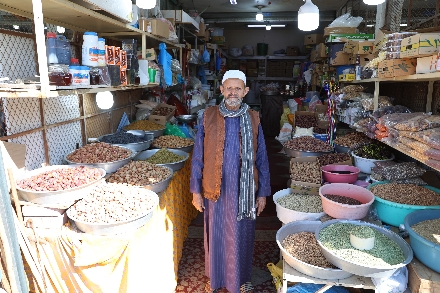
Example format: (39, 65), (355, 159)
(225, 97), (242, 108)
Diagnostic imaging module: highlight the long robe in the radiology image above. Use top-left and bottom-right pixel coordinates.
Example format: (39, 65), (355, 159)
(190, 113), (271, 293)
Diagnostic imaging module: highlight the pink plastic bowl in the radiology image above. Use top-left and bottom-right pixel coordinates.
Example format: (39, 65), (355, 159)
(319, 183), (375, 220)
(321, 165), (360, 184)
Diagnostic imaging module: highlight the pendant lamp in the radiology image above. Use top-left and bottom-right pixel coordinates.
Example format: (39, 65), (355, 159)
(363, 0), (385, 4)
(137, 0), (156, 9)
(298, 0), (319, 31)
(256, 6), (263, 22)
(266, 23), (271, 30)
(230, 0), (237, 4)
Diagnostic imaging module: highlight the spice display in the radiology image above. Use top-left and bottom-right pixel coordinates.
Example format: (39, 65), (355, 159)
(151, 106), (174, 116)
(282, 232), (337, 268)
(99, 131), (146, 144)
(353, 143), (392, 160)
(350, 226), (375, 239)
(295, 115), (316, 128)
(152, 135), (194, 148)
(323, 194), (363, 205)
(108, 161), (171, 186)
(290, 160), (321, 184)
(124, 120), (164, 131)
(276, 193), (323, 213)
(319, 223), (405, 266)
(411, 219), (440, 244)
(17, 166), (102, 192)
(284, 137), (333, 152)
(334, 132), (371, 148)
(317, 153), (351, 166)
(369, 183), (440, 206)
(68, 183), (157, 224)
(66, 142), (132, 163)
(377, 161), (425, 181)
(144, 149), (185, 164)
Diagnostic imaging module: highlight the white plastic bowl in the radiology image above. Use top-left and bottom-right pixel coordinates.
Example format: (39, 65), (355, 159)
(351, 152), (395, 174)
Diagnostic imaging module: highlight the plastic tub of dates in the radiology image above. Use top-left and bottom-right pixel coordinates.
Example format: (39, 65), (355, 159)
(16, 165), (106, 205)
(123, 120), (165, 138)
(150, 135), (194, 153)
(283, 136), (333, 157)
(134, 148), (189, 171)
(67, 182), (159, 235)
(64, 142), (136, 173)
(98, 130), (153, 152)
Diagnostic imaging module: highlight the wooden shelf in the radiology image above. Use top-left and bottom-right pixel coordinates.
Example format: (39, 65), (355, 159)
(345, 72), (440, 84)
(248, 77), (298, 81)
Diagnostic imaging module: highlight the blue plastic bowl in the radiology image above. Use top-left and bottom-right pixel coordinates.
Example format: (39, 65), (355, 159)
(368, 181), (440, 227)
(404, 210), (440, 273)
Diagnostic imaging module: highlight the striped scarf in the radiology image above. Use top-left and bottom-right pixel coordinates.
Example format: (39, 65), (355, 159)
(219, 100), (256, 221)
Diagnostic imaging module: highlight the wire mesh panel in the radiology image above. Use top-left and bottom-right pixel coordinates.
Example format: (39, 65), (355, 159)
(0, 33), (37, 81)
(10, 131), (45, 170)
(43, 95), (80, 125)
(85, 113), (111, 139)
(404, 0), (440, 29)
(2, 97), (41, 135)
(0, 11), (34, 34)
(47, 121), (82, 165)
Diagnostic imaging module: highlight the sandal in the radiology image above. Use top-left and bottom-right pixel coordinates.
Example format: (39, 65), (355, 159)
(240, 282), (254, 293)
(205, 281), (220, 293)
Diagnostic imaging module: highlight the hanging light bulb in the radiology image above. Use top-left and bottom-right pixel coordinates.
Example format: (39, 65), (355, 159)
(256, 6), (263, 22)
(266, 23), (271, 30)
(363, 0), (385, 5)
(298, 0), (319, 31)
(137, 0), (156, 9)
(96, 91), (114, 110)
(230, 0), (237, 4)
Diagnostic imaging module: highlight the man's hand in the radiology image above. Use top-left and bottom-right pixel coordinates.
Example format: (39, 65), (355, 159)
(255, 196), (266, 216)
(192, 193), (204, 212)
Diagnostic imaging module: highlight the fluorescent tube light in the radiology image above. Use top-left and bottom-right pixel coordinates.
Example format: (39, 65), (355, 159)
(247, 24), (286, 28)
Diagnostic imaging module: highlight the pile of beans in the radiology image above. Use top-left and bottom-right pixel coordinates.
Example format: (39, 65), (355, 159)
(99, 131), (145, 144)
(369, 183), (440, 206)
(323, 194), (363, 205)
(296, 115), (316, 128)
(334, 132), (371, 148)
(17, 166), (102, 192)
(108, 161), (171, 186)
(284, 137), (333, 152)
(317, 153), (351, 166)
(66, 142), (132, 163)
(152, 135), (194, 148)
(68, 182), (158, 224)
(411, 219), (440, 244)
(124, 120), (164, 131)
(276, 193), (323, 213)
(144, 149), (185, 164)
(319, 223), (405, 266)
(282, 232), (337, 268)
(151, 106), (174, 116)
(290, 161), (321, 184)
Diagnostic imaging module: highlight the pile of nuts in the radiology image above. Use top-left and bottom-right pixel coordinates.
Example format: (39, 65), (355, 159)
(66, 142), (132, 163)
(323, 194), (363, 205)
(68, 182), (158, 224)
(290, 160), (321, 184)
(411, 218), (440, 244)
(296, 115), (316, 128)
(317, 153), (351, 166)
(99, 131), (146, 144)
(284, 137), (333, 152)
(152, 135), (194, 148)
(369, 183), (440, 206)
(151, 106), (174, 116)
(276, 192), (323, 213)
(282, 232), (337, 268)
(334, 132), (371, 148)
(17, 166), (102, 192)
(144, 149), (186, 164)
(108, 161), (172, 186)
(124, 120), (164, 131)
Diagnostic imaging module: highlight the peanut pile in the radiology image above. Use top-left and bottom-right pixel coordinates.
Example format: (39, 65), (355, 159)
(284, 137), (333, 152)
(67, 142), (132, 163)
(17, 166), (102, 192)
(152, 135), (194, 148)
(124, 120), (164, 131)
(290, 160), (321, 184)
(108, 161), (172, 186)
(151, 106), (174, 116)
(369, 183), (440, 206)
(68, 182), (158, 224)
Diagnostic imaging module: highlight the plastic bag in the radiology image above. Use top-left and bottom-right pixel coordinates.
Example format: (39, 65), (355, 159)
(342, 91), (363, 101)
(378, 112), (424, 129)
(287, 283), (349, 293)
(427, 158), (440, 170)
(372, 105), (412, 118)
(394, 114), (440, 131)
(202, 46), (210, 63)
(188, 49), (200, 64)
(398, 136), (431, 153)
(328, 13), (363, 28)
(372, 266), (408, 293)
(293, 126), (314, 137)
(425, 148), (440, 160)
(163, 122), (186, 137)
(280, 108), (292, 128)
(341, 85), (364, 94)
(395, 143), (430, 162)
(267, 262), (283, 292)
(136, 109), (150, 120)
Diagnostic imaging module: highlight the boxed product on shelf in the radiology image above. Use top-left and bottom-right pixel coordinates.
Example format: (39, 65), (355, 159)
(304, 34), (324, 45)
(316, 43), (328, 57)
(150, 19), (170, 39)
(343, 40), (374, 54)
(211, 36), (225, 44)
(348, 53), (376, 66)
(324, 27), (357, 36)
(339, 73), (355, 82)
(108, 65), (121, 86)
(373, 29), (389, 53)
(196, 22), (206, 37)
(328, 43), (350, 66)
(148, 103), (176, 125)
(400, 33), (440, 58)
(286, 46), (300, 56)
(327, 33), (375, 43)
(416, 55), (438, 74)
(377, 58), (417, 78)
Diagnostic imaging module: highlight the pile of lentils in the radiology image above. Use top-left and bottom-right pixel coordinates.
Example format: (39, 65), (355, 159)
(323, 194), (363, 205)
(144, 149), (186, 164)
(276, 192), (323, 213)
(99, 131), (146, 144)
(411, 219), (440, 244)
(284, 137), (333, 152)
(369, 183), (440, 206)
(282, 232), (337, 269)
(353, 143), (392, 160)
(124, 120), (164, 131)
(319, 223), (405, 267)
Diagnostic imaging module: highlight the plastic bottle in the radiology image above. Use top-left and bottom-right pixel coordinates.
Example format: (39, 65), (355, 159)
(82, 32), (98, 66)
(355, 54), (361, 81)
(55, 35), (71, 65)
(46, 32), (58, 64)
(98, 38), (106, 66)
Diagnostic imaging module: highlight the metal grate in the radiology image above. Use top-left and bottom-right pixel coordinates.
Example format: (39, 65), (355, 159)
(2, 97), (41, 135)
(10, 131), (46, 170)
(0, 11), (34, 34)
(47, 121), (82, 166)
(43, 95), (80, 125)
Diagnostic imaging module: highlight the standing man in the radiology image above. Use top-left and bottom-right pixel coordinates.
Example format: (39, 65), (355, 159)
(190, 70), (271, 293)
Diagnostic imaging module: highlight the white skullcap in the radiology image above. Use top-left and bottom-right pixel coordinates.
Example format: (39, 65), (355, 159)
(222, 70), (246, 85)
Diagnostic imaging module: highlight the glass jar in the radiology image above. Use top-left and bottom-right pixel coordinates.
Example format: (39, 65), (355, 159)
(48, 64), (72, 86)
(89, 67), (100, 85)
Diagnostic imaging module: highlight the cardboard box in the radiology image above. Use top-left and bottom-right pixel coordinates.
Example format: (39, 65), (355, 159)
(304, 34), (324, 45)
(211, 36), (225, 44)
(373, 29), (389, 53)
(327, 33), (375, 43)
(206, 43), (218, 50)
(324, 27), (357, 36)
(349, 53), (376, 66)
(310, 49), (318, 62)
(294, 111), (316, 128)
(145, 48), (157, 60)
(286, 46), (300, 56)
(377, 58), (417, 78)
(150, 19), (170, 39)
(343, 40), (374, 54)
(22, 206), (67, 229)
(328, 43), (350, 66)
(290, 156), (322, 184)
(416, 55), (438, 74)
(148, 103), (176, 125)
(339, 73), (355, 82)
(400, 33), (440, 58)
(196, 22), (206, 37)
(408, 258), (440, 293)
(317, 43), (328, 57)
(302, 45), (314, 54)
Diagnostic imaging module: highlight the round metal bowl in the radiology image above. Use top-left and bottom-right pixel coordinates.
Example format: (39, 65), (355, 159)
(16, 165), (106, 205)
(142, 165), (174, 193)
(123, 126), (165, 138)
(64, 146), (136, 174)
(176, 114), (197, 124)
(276, 220), (353, 280)
(134, 149), (189, 171)
(315, 219), (413, 278)
(151, 142), (194, 154)
(66, 189), (159, 235)
(334, 144), (350, 153)
(97, 132), (154, 152)
(283, 146), (333, 158)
